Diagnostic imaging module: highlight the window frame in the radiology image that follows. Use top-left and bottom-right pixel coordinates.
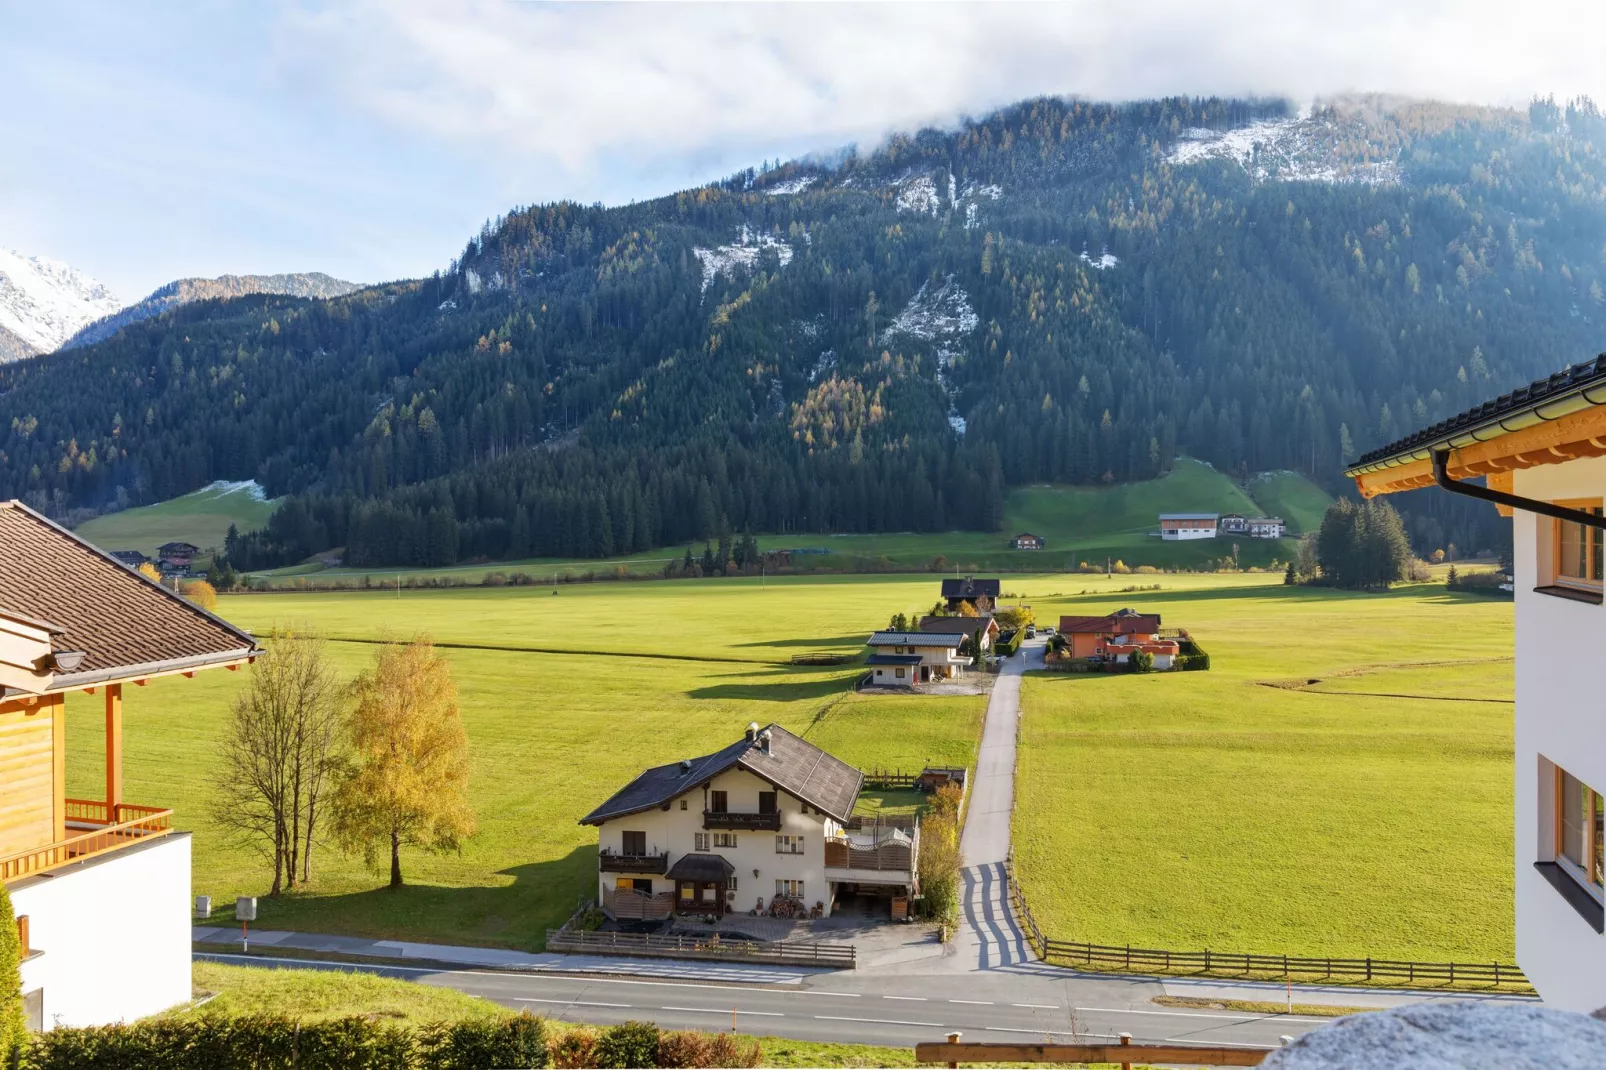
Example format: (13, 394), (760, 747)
(621, 830), (647, 856)
(694, 832), (710, 852)
(1551, 499), (1605, 593)
(1554, 763), (1606, 904)
(775, 834), (804, 855)
(713, 832), (738, 849)
(709, 790), (728, 814)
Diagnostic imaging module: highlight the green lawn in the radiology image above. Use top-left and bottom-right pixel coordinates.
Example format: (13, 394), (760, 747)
(1243, 471), (1333, 534)
(75, 480), (278, 557)
(1013, 574), (1515, 964)
(68, 575), (985, 948)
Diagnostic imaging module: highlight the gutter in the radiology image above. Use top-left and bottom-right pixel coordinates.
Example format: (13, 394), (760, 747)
(1432, 450), (1606, 530)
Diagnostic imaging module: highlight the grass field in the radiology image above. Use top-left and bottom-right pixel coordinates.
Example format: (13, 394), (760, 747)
(67, 576), (987, 948)
(74, 480), (278, 557)
(245, 460), (1330, 587)
(1013, 574), (1515, 964)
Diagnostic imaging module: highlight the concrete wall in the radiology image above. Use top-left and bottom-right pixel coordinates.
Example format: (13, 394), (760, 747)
(1513, 460), (1606, 1012)
(595, 766), (837, 914)
(12, 833), (192, 1028)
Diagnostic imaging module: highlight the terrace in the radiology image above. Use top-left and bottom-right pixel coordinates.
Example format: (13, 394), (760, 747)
(826, 814), (919, 881)
(0, 798), (174, 883)
(596, 848), (670, 875)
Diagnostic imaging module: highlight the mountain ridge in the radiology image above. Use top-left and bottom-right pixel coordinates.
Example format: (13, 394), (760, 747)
(0, 246), (122, 361)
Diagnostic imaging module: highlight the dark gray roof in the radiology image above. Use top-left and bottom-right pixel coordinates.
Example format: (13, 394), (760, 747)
(917, 615), (994, 635)
(941, 577), (1000, 599)
(579, 723), (863, 826)
(866, 654), (922, 665)
(666, 853), (735, 882)
(867, 631), (965, 647)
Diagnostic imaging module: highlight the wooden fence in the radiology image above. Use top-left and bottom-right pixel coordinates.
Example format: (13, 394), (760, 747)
(1004, 856), (1528, 990)
(546, 928), (856, 968)
(861, 768), (921, 790)
(916, 1038), (1269, 1067)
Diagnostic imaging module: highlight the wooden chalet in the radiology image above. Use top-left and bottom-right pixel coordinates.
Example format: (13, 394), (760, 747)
(940, 576), (1000, 611)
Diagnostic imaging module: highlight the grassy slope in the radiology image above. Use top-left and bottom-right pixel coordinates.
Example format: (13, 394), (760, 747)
(1013, 574), (1514, 963)
(251, 459), (1305, 587)
(72, 576), (985, 948)
(1244, 471), (1333, 534)
(75, 481), (277, 557)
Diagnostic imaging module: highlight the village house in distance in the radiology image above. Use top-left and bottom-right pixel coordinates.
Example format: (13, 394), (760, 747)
(864, 630), (972, 686)
(1057, 608), (1178, 668)
(940, 576), (999, 612)
(0, 501), (260, 1029)
(1346, 353), (1606, 1014)
(1159, 512), (1285, 540)
(1011, 532), (1044, 550)
(580, 723), (917, 920)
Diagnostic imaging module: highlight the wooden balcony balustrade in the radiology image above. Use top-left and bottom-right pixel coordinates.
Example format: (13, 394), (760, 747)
(597, 849), (670, 874)
(0, 799), (173, 883)
(701, 810), (781, 831)
(601, 887), (675, 921)
(827, 815), (919, 873)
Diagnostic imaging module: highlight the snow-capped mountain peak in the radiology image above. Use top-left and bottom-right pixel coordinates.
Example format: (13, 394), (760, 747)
(0, 247), (122, 361)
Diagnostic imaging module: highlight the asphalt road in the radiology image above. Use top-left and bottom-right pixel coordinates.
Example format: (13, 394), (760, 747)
(199, 952), (1322, 1052)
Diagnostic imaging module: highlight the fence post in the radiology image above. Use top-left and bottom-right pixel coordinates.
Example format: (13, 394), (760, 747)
(1449, 962), (1455, 984)
(1366, 956), (1372, 981)
(1204, 948), (1211, 973)
(1118, 1032), (1133, 1070)
(946, 1031), (962, 1070)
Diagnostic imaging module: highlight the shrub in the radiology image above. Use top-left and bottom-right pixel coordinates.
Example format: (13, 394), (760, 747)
(0, 886), (23, 1066)
(704, 1034), (761, 1068)
(593, 1021), (660, 1068)
(419, 1013), (548, 1069)
(550, 1026), (601, 1068)
(655, 1030), (713, 1068)
(179, 579), (219, 611)
(482, 572), (508, 587)
(299, 1017), (412, 1070)
(1129, 650), (1154, 673)
(1111, 559), (1131, 574)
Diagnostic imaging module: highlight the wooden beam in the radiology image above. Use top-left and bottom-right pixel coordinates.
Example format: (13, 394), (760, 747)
(1488, 470), (1515, 517)
(105, 684), (123, 821)
(913, 1041), (1267, 1066)
(50, 696), (65, 843)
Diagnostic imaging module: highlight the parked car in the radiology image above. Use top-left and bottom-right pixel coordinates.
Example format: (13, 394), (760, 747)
(1025, 624), (1036, 639)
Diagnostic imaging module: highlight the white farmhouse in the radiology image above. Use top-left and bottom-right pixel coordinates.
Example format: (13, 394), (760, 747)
(864, 630), (971, 686)
(580, 723), (917, 920)
(1348, 354), (1606, 1013)
(1158, 513), (1219, 540)
(0, 501), (260, 1029)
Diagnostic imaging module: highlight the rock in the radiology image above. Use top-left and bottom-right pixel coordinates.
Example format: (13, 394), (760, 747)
(1262, 1001), (1606, 1070)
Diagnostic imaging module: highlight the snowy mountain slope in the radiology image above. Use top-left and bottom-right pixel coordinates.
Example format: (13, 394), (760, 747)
(63, 271), (364, 350)
(0, 247), (122, 361)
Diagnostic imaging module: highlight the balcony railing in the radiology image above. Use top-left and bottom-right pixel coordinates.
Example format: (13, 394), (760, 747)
(0, 799), (173, 883)
(598, 849), (670, 874)
(702, 810), (782, 831)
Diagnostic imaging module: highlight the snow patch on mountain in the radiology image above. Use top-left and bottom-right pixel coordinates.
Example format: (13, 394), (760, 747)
(0, 246), (121, 360)
(1168, 116), (1401, 185)
(766, 175), (815, 196)
(1080, 250), (1120, 270)
(895, 174), (940, 215)
(693, 226), (794, 293)
(886, 276), (979, 341)
(202, 478), (270, 502)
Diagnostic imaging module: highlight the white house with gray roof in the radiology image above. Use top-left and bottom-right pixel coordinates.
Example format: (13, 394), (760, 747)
(865, 630), (971, 686)
(579, 723), (917, 920)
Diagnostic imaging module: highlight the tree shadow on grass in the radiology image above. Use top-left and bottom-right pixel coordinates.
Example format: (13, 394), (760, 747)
(243, 843), (597, 953)
(689, 667), (854, 702)
(732, 636), (863, 649)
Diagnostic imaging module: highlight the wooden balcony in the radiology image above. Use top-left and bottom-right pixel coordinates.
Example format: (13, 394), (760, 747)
(598, 849), (670, 874)
(702, 810), (781, 831)
(601, 886), (675, 921)
(0, 799), (173, 883)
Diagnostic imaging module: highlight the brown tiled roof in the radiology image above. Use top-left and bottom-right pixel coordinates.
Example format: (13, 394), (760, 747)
(579, 723), (863, 825)
(0, 501), (258, 691)
(1058, 610), (1162, 636)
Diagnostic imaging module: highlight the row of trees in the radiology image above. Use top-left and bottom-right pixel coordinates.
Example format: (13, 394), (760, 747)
(1285, 497), (1417, 590)
(215, 634), (474, 893)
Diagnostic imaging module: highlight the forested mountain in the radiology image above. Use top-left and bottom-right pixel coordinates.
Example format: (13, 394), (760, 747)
(61, 271), (363, 351)
(4, 94), (1606, 566)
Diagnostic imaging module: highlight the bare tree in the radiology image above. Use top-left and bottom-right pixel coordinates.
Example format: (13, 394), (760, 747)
(212, 631), (343, 894)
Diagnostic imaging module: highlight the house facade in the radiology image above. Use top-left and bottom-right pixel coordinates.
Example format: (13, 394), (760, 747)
(865, 631), (971, 685)
(1347, 353), (1606, 1014)
(1246, 517), (1286, 539)
(1158, 513), (1219, 540)
(155, 541), (199, 573)
(1012, 533), (1044, 550)
(1057, 609), (1177, 668)
(1220, 513), (1248, 534)
(0, 501), (259, 1029)
(580, 724), (916, 920)
(940, 576), (999, 611)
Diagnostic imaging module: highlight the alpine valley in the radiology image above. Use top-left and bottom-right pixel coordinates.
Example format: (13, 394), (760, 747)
(3, 94), (1605, 567)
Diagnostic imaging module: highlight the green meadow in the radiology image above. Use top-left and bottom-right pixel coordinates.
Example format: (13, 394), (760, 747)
(1013, 575), (1515, 964)
(74, 480), (277, 557)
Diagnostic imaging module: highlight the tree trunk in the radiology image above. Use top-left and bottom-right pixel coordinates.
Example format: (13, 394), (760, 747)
(389, 828), (403, 887)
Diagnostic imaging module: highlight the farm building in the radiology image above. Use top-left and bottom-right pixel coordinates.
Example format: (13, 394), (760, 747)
(1347, 352), (1606, 1012)
(580, 722), (917, 920)
(865, 630), (972, 685)
(917, 614), (998, 653)
(1246, 516), (1286, 538)
(0, 500), (260, 1029)
(108, 550), (149, 570)
(940, 576), (1000, 611)
(1158, 513), (1219, 540)
(1220, 513), (1247, 534)
(1012, 532), (1044, 550)
(155, 541), (200, 572)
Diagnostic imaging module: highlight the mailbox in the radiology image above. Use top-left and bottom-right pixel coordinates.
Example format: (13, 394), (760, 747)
(235, 896), (257, 922)
(195, 895), (212, 919)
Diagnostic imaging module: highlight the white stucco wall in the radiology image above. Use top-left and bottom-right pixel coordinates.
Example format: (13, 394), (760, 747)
(1512, 459), (1606, 1012)
(1160, 526), (1216, 540)
(595, 766), (837, 914)
(12, 833), (192, 1028)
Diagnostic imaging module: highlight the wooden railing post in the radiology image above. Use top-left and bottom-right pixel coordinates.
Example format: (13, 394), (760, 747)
(1119, 1032), (1133, 1070)
(946, 1031), (962, 1069)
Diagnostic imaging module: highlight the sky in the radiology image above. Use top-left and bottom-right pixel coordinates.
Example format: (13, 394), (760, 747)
(3, 1), (1606, 300)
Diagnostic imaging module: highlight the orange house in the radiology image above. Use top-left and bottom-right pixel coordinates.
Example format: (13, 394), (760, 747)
(1058, 608), (1167, 659)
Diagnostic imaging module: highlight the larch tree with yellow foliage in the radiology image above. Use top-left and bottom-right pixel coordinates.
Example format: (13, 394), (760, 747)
(330, 638), (475, 888)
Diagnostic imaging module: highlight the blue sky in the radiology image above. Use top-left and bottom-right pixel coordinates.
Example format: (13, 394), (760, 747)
(2, 2), (1601, 299)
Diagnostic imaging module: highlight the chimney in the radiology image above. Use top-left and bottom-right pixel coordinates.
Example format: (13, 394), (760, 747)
(678, 759), (692, 775)
(760, 728), (772, 754)
(745, 722), (760, 743)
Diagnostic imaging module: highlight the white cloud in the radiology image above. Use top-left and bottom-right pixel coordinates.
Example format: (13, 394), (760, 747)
(287, 0), (1606, 182)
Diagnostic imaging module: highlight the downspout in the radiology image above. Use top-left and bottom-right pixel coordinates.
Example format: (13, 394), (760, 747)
(1431, 450), (1606, 530)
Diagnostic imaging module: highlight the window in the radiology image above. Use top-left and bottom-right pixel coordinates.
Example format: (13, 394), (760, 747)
(701, 884), (717, 903)
(710, 790), (728, 813)
(729, 876), (738, 891)
(713, 832), (738, 848)
(776, 834), (804, 854)
(775, 879), (804, 899)
(617, 877), (651, 895)
(1553, 501), (1604, 591)
(679, 799), (687, 810)
(758, 791), (777, 815)
(1557, 766), (1605, 896)
(680, 884), (694, 901)
(694, 832), (710, 851)
(622, 830), (646, 856)
(895, 667), (906, 679)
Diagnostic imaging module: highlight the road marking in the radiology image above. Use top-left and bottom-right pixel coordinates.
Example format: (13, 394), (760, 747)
(662, 1006), (783, 1017)
(949, 999), (994, 1005)
(195, 952), (808, 990)
(815, 1014), (945, 1028)
(1165, 1037), (1278, 1049)
(797, 990), (862, 998)
(883, 995), (928, 1001)
(984, 1026), (1126, 1040)
(1077, 1005), (1332, 1024)
(516, 998), (631, 1008)
(1012, 1003), (1060, 1009)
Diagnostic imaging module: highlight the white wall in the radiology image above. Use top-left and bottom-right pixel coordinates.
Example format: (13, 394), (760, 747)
(1512, 459), (1606, 1012)
(12, 833), (192, 1028)
(1160, 527), (1216, 540)
(595, 766), (836, 914)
